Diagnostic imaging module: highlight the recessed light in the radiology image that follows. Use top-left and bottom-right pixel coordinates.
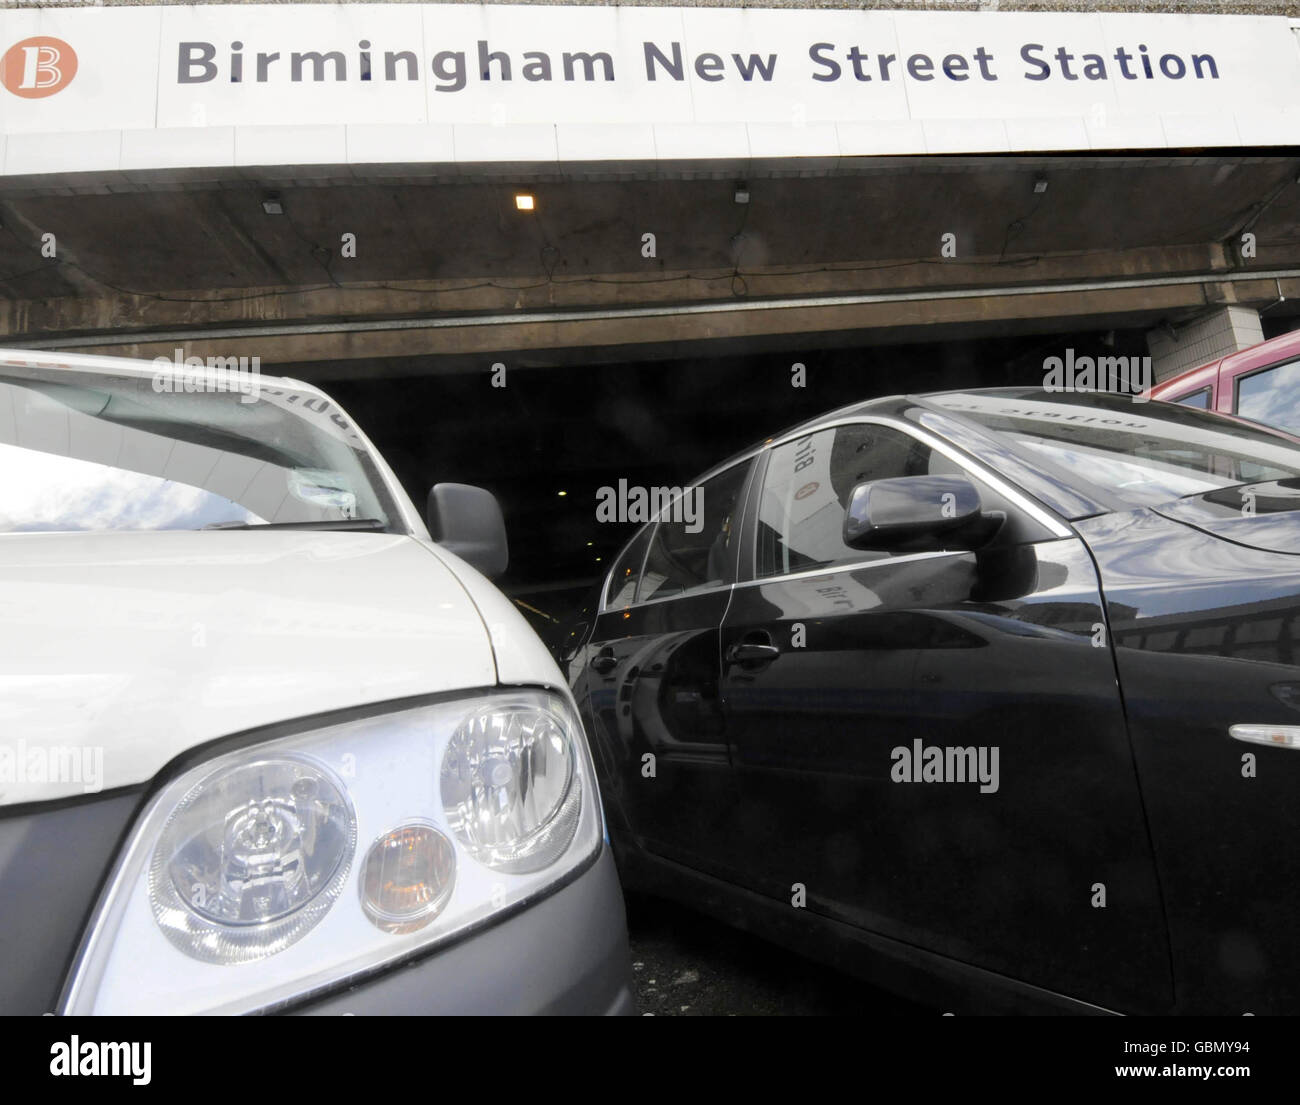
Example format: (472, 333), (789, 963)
(261, 193), (284, 215)
(1033, 177), (1049, 194)
(557, 490), (567, 497)
(515, 193), (535, 211)
(734, 183), (750, 204)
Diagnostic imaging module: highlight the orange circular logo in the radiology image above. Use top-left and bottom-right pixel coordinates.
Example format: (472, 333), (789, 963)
(2, 37), (77, 98)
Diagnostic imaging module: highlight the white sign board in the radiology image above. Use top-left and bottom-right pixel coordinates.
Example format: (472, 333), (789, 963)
(0, 4), (1297, 175)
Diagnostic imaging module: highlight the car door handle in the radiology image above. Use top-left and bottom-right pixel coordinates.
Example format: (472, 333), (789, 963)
(590, 650), (618, 674)
(725, 642), (782, 664)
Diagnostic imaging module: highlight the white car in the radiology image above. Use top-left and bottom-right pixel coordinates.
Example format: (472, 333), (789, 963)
(0, 349), (633, 1015)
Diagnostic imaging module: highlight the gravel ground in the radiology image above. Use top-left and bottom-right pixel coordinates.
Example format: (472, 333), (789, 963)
(624, 892), (934, 1016)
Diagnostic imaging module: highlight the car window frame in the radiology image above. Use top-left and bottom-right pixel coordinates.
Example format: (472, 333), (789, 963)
(601, 522), (655, 609)
(596, 455), (759, 613)
(1173, 385), (1213, 410)
(1233, 356), (1300, 423)
(735, 414), (1073, 587)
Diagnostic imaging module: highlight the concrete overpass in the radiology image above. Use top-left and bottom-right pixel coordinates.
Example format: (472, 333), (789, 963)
(3, 155), (1300, 381)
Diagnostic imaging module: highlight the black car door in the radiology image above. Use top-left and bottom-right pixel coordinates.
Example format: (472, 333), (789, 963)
(718, 418), (1173, 1012)
(580, 460), (755, 881)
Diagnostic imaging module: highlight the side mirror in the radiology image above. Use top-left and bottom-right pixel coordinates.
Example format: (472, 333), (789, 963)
(843, 474), (987, 551)
(427, 483), (508, 579)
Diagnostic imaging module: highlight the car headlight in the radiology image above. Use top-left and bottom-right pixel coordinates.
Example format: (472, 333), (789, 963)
(60, 689), (602, 1015)
(441, 704), (580, 872)
(149, 755), (357, 965)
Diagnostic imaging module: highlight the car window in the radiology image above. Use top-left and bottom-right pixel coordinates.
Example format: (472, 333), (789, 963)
(1175, 387), (1211, 410)
(604, 525), (653, 608)
(1236, 360), (1300, 435)
(932, 392), (1300, 510)
(637, 464), (748, 603)
(0, 370), (399, 533)
(756, 423), (938, 579)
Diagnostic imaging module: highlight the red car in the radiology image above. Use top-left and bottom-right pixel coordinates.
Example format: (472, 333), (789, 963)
(1151, 328), (1300, 434)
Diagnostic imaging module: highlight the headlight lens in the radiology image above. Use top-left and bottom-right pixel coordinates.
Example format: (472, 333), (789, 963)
(359, 822), (456, 935)
(441, 704), (579, 872)
(149, 757), (356, 964)
(61, 690), (602, 1015)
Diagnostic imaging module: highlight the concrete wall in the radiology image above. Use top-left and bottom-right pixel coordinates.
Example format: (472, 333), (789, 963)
(1147, 304), (1265, 381)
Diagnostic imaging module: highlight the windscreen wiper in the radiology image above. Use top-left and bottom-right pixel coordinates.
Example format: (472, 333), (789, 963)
(202, 518), (388, 532)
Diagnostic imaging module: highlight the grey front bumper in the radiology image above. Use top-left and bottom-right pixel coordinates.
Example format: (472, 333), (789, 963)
(294, 845), (636, 1016)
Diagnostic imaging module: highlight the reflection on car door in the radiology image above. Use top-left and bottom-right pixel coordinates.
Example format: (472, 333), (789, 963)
(719, 421), (1172, 1012)
(581, 461), (753, 880)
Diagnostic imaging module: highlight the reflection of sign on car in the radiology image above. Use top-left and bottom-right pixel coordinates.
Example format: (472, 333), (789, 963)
(255, 385), (367, 448)
(779, 573), (880, 616)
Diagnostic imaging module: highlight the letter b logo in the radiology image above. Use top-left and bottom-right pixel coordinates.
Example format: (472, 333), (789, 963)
(2, 38), (77, 98)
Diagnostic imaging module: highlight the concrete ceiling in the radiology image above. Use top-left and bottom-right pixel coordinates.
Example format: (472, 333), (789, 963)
(0, 154), (1298, 365)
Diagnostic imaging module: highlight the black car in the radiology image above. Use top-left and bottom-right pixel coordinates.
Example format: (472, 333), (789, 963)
(564, 387), (1300, 1015)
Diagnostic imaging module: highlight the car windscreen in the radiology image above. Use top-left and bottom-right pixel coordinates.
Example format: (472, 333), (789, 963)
(0, 368), (401, 534)
(928, 391), (1300, 511)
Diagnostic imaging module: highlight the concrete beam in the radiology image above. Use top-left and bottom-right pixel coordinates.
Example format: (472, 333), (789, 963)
(0, 241), (1245, 341)
(39, 275), (1300, 369)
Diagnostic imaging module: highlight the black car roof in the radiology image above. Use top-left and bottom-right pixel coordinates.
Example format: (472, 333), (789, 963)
(693, 386), (1158, 519)
(705, 386), (1165, 474)
(698, 392), (912, 481)
(698, 387), (1070, 482)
